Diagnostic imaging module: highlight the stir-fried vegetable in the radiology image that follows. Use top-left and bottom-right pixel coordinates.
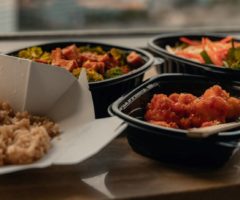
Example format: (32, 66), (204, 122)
(225, 41), (240, 69)
(18, 45), (144, 82)
(105, 67), (124, 79)
(166, 36), (240, 69)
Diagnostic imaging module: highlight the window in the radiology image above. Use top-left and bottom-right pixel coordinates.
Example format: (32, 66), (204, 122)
(0, 0), (239, 33)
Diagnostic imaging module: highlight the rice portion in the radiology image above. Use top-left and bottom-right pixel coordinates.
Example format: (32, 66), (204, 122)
(0, 101), (59, 165)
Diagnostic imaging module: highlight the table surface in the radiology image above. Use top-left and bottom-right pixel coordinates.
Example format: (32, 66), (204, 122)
(1, 135), (240, 200)
(1, 36), (240, 200)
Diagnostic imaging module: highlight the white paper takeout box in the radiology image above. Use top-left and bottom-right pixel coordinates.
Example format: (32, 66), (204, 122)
(0, 55), (125, 174)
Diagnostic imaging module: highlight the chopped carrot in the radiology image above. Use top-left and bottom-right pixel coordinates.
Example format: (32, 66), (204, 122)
(168, 36), (240, 68)
(220, 36), (233, 43)
(180, 37), (200, 46)
(176, 51), (205, 63)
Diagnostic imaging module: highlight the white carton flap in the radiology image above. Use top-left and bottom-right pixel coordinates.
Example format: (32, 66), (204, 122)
(0, 54), (125, 175)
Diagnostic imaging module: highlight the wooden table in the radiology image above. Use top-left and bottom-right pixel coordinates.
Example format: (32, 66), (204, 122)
(1, 36), (240, 200)
(1, 134), (240, 200)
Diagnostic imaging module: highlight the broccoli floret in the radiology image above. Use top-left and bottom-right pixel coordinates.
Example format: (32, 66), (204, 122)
(72, 67), (81, 78)
(87, 69), (104, 82)
(18, 47), (43, 59)
(105, 67), (124, 79)
(39, 52), (52, 63)
(78, 46), (106, 54)
(110, 48), (127, 65)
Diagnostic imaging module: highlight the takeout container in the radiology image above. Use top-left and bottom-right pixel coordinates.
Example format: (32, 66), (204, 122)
(109, 74), (240, 167)
(7, 41), (157, 118)
(0, 55), (125, 175)
(148, 33), (240, 81)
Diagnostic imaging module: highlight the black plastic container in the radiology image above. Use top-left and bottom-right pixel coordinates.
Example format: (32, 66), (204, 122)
(109, 74), (240, 168)
(148, 33), (240, 81)
(7, 41), (158, 118)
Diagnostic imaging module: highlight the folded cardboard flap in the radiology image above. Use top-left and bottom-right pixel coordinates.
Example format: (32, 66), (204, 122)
(0, 55), (76, 115)
(0, 54), (125, 175)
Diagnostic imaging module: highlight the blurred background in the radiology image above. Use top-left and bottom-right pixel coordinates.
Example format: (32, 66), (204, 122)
(0, 0), (240, 33)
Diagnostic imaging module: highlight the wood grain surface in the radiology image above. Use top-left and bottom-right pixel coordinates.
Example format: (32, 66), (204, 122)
(1, 135), (240, 200)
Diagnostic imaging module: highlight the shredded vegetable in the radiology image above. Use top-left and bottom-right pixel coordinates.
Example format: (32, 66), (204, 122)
(166, 36), (240, 69)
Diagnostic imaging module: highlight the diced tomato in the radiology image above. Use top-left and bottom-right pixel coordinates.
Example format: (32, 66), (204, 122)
(98, 54), (110, 62)
(51, 48), (63, 61)
(62, 44), (79, 60)
(80, 52), (98, 62)
(121, 66), (130, 74)
(82, 61), (105, 74)
(53, 59), (78, 71)
(127, 51), (143, 66)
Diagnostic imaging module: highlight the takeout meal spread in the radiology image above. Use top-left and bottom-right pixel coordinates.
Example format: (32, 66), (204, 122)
(145, 85), (240, 129)
(0, 100), (59, 166)
(17, 45), (144, 82)
(166, 36), (240, 69)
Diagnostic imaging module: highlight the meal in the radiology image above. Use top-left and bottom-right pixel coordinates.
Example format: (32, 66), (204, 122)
(0, 101), (59, 165)
(17, 45), (144, 82)
(166, 36), (240, 69)
(145, 85), (240, 129)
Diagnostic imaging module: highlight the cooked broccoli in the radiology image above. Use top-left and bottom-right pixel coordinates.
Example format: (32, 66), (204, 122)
(105, 67), (124, 79)
(226, 42), (240, 69)
(72, 67), (81, 78)
(40, 52), (52, 63)
(18, 47), (43, 59)
(110, 48), (126, 65)
(87, 69), (104, 82)
(78, 46), (106, 54)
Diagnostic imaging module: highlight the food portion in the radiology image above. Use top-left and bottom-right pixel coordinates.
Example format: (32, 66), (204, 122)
(18, 45), (144, 82)
(0, 101), (59, 166)
(145, 85), (240, 129)
(166, 36), (240, 69)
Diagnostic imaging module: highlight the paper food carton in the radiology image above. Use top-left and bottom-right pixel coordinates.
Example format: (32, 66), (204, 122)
(0, 55), (125, 174)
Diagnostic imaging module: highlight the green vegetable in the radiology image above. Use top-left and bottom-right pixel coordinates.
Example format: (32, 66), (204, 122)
(110, 48), (126, 65)
(87, 69), (104, 82)
(30, 47), (43, 58)
(78, 46), (106, 54)
(18, 50), (31, 59)
(175, 42), (188, 49)
(225, 40), (240, 69)
(18, 47), (43, 59)
(105, 67), (124, 79)
(40, 52), (52, 63)
(200, 51), (213, 64)
(72, 67), (81, 78)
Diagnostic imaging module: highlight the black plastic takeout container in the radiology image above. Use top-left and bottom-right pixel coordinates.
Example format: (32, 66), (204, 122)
(148, 33), (240, 81)
(7, 41), (158, 118)
(109, 74), (240, 168)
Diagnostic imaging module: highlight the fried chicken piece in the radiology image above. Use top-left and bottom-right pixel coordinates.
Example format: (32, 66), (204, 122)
(191, 96), (229, 126)
(145, 94), (179, 124)
(226, 97), (240, 120)
(145, 85), (240, 129)
(149, 120), (179, 129)
(202, 85), (229, 99)
(170, 93), (196, 118)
